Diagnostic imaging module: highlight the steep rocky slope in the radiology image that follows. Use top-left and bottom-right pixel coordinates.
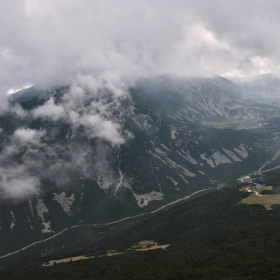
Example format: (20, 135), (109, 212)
(0, 76), (279, 259)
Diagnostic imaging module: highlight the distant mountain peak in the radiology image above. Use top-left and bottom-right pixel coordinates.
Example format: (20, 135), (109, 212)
(230, 73), (280, 100)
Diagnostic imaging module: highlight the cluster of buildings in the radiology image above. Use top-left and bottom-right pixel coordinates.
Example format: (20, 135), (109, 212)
(240, 183), (262, 192)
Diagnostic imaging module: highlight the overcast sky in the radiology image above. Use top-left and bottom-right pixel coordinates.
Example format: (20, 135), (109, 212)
(1, 0), (280, 94)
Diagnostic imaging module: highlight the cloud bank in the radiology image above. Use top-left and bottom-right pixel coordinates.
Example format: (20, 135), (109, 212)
(1, 0), (280, 97)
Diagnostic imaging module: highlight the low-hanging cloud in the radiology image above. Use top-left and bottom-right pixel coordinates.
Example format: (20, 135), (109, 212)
(0, 74), (129, 200)
(0, 128), (46, 199)
(1, 0), (280, 100)
(32, 98), (66, 121)
(31, 73), (128, 145)
(0, 166), (40, 200)
(14, 128), (46, 145)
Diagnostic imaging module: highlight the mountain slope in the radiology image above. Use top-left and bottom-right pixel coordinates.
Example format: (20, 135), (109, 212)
(232, 73), (280, 101)
(0, 76), (279, 259)
(8, 86), (45, 103)
(3, 187), (280, 279)
(136, 75), (280, 124)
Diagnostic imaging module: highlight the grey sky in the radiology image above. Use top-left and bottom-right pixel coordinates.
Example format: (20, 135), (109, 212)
(1, 0), (280, 94)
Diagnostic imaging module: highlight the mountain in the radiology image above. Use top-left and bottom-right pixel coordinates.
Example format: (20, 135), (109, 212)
(8, 86), (45, 103)
(232, 73), (280, 101)
(136, 75), (280, 124)
(3, 186), (280, 279)
(0, 76), (279, 263)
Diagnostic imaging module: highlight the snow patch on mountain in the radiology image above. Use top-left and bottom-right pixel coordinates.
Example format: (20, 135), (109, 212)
(10, 211), (15, 229)
(200, 153), (215, 167)
(53, 192), (75, 215)
(160, 144), (171, 152)
(27, 216), (33, 230)
(211, 151), (232, 166)
(177, 150), (198, 164)
(234, 144), (248, 158)
(155, 147), (166, 156)
(28, 197), (34, 216)
(36, 199), (51, 233)
(223, 148), (242, 161)
(183, 150), (198, 164)
(97, 175), (112, 191)
(167, 176), (178, 186)
(177, 165), (196, 177)
(133, 191), (164, 208)
(201, 148), (243, 167)
(170, 125), (178, 139)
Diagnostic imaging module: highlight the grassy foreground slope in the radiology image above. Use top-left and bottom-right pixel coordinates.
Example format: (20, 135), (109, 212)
(3, 187), (280, 279)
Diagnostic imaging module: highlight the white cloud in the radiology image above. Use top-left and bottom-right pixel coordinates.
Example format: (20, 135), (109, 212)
(14, 128), (45, 145)
(32, 97), (66, 121)
(2, 0), (280, 95)
(0, 71), (128, 200)
(0, 166), (40, 200)
(79, 114), (124, 145)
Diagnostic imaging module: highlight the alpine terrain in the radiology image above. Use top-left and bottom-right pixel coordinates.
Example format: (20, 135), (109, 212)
(0, 75), (280, 267)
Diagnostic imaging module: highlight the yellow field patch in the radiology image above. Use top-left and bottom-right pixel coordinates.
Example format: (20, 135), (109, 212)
(131, 240), (170, 251)
(43, 240), (169, 267)
(241, 194), (280, 210)
(43, 255), (94, 267)
(135, 244), (170, 251)
(106, 250), (126, 257)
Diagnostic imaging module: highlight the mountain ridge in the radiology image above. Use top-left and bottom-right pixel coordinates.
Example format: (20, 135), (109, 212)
(232, 73), (280, 100)
(0, 76), (279, 262)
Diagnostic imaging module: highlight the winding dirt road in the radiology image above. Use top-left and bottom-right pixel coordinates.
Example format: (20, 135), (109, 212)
(0, 187), (215, 260)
